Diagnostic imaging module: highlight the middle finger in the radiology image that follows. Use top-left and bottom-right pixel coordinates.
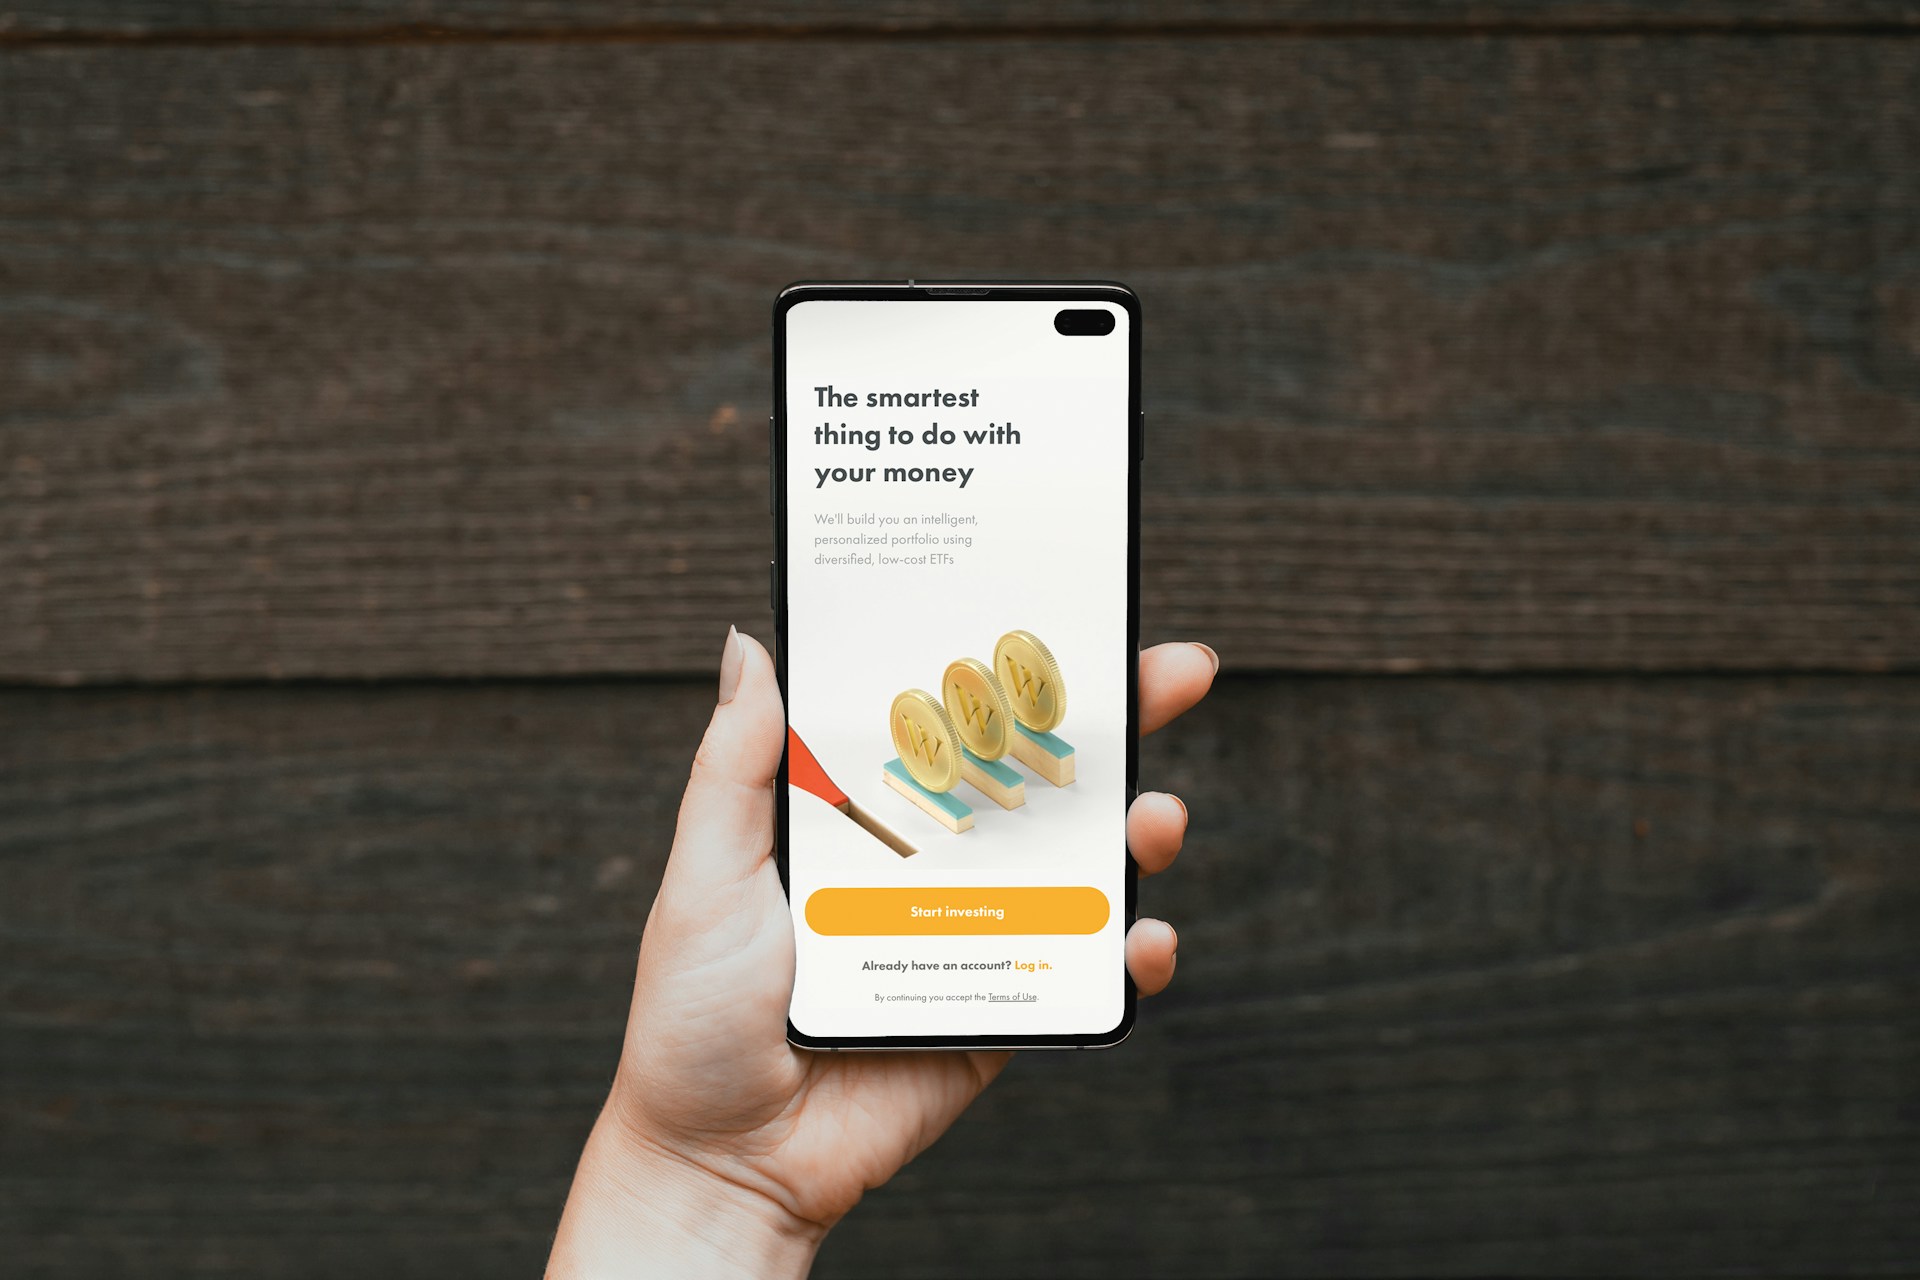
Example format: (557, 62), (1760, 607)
(1127, 791), (1187, 875)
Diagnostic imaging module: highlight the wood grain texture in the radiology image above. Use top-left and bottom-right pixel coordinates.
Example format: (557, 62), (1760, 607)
(2, 676), (1913, 1277)
(4, 2), (1917, 40)
(4, 37), (1919, 682)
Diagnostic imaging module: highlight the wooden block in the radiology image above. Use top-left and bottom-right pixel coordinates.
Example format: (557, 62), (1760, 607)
(960, 748), (1026, 810)
(1009, 724), (1076, 787)
(882, 758), (974, 834)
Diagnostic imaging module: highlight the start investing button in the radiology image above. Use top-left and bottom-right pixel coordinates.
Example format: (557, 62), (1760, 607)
(805, 886), (1111, 936)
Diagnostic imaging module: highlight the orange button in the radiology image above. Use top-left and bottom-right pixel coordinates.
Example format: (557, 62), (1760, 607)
(805, 886), (1111, 936)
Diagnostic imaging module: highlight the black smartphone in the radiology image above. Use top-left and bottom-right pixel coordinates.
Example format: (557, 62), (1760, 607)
(772, 280), (1142, 1051)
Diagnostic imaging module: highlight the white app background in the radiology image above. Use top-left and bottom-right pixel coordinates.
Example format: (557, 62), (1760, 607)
(784, 298), (1131, 1039)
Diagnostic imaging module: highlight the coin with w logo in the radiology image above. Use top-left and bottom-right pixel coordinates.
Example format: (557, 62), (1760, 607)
(889, 688), (963, 793)
(942, 657), (1013, 761)
(994, 629), (1066, 733)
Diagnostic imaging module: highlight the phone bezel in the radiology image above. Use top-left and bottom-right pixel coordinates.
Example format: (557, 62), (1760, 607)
(772, 280), (1143, 1052)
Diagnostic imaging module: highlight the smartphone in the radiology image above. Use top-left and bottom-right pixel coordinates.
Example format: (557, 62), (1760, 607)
(772, 281), (1142, 1050)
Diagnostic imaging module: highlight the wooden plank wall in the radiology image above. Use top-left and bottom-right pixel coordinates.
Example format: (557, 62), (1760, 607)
(2, 4), (1915, 1277)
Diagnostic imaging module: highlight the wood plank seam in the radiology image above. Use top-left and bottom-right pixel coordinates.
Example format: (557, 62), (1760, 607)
(6, 19), (1920, 48)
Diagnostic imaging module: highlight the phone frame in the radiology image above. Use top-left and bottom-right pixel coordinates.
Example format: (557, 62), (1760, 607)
(771, 280), (1143, 1052)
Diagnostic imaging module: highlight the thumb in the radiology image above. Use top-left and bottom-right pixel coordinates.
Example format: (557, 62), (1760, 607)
(660, 627), (786, 899)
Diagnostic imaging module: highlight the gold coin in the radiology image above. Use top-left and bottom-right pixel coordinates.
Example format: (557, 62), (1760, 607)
(942, 657), (1013, 762)
(994, 630), (1066, 733)
(889, 688), (962, 793)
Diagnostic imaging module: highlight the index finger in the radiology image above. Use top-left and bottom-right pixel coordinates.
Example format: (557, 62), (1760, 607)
(1140, 643), (1218, 736)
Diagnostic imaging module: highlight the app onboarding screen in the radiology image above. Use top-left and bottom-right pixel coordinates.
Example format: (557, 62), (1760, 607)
(782, 297), (1133, 1041)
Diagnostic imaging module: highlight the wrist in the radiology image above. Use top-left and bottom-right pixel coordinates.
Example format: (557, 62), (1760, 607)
(549, 1107), (824, 1280)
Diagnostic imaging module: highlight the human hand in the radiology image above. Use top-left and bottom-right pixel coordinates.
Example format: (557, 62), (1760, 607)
(548, 629), (1218, 1278)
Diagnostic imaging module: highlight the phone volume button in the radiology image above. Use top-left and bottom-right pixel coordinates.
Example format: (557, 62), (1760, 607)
(768, 415), (777, 514)
(770, 560), (777, 611)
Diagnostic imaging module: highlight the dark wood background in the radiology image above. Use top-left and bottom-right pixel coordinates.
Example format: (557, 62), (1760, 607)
(2, 4), (1916, 1276)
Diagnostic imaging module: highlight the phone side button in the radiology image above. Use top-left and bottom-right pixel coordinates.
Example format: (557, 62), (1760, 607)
(770, 560), (778, 612)
(1138, 410), (1146, 460)
(768, 415), (777, 514)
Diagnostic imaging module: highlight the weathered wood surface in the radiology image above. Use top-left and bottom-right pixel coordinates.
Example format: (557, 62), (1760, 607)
(2, 676), (1913, 1277)
(4, 37), (1918, 682)
(4, 2), (1916, 40)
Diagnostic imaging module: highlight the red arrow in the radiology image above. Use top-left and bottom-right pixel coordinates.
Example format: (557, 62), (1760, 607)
(788, 728), (915, 858)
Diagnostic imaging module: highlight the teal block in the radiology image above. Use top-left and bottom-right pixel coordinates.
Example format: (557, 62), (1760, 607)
(884, 757), (973, 819)
(1013, 723), (1074, 759)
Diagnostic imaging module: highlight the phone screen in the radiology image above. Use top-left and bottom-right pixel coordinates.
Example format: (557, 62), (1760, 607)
(775, 286), (1139, 1047)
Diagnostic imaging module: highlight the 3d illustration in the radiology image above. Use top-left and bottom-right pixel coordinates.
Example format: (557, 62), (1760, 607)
(882, 687), (974, 833)
(788, 728), (916, 857)
(998, 630), (1076, 787)
(878, 629), (1078, 838)
(943, 656), (1026, 810)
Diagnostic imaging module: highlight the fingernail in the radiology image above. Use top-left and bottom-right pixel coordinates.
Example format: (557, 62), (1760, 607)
(717, 625), (744, 705)
(1192, 642), (1220, 674)
(1165, 792), (1188, 823)
(1168, 922), (1179, 956)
